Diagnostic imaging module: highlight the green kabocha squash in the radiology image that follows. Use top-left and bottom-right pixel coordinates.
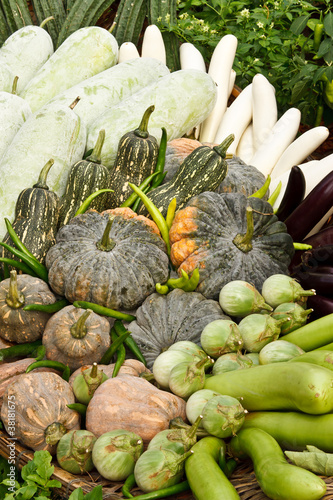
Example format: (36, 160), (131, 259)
(42, 305), (111, 371)
(45, 208), (169, 310)
(163, 138), (268, 198)
(169, 192), (295, 300)
(0, 270), (57, 343)
(58, 129), (111, 228)
(107, 105), (159, 208)
(1, 159), (60, 265)
(137, 134), (234, 217)
(128, 288), (229, 369)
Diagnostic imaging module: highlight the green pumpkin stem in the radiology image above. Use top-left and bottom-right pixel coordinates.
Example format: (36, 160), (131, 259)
(5, 270), (25, 309)
(85, 129), (105, 164)
(70, 310), (92, 339)
(32, 159), (54, 190)
(212, 133), (235, 158)
(44, 422), (67, 445)
(96, 217), (116, 252)
(134, 105), (155, 139)
(233, 206), (254, 253)
(89, 362), (98, 379)
(11, 76), (19, 95)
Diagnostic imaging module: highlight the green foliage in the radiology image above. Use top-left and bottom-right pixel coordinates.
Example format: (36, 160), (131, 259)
(68, 485), (103, 500)
(158, 0), (333, 126)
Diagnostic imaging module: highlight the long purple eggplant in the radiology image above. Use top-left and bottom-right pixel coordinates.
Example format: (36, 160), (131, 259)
(284, 169), (333, 242)
(275, 166), (306, 222)
(289, 244), (333, 273)
(307, 294), (333, 320)
(303, 225), (333, 247)
(292, 270), (333, 297)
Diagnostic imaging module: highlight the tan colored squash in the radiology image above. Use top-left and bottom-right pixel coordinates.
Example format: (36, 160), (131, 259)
(85, 374), (186, 443)
(68, 359), (151, 385)
(1, 371), (80, 454)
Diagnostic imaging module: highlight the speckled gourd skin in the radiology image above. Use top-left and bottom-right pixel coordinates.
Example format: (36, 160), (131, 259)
(128, 289), (229, 369)
(42, 305), (111, 371)
(45, 211), (169, 310)
(0, 275), (57, 343)
(1, 372), (80, 454)
(169, 192), (295, 300)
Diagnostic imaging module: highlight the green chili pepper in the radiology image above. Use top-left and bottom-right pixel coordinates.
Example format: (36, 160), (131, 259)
(75, 189), (114, 216)
(67, 403), (87, 415)
(156, 282), (170, 294)
(99, 330), (131, 365)
(122, 472), (136, 498)
(0, 257), (37, 277)
(110, 327), (126, 377)
(128, 182), (171, 254)
(165, 197), (177, 230)
(4, 218), (37, 262)
(34, 345), (46, 361)
(313, 22), (324, 52)
(225, 458), (238, 478)
(249, 175), (271, 199)
(129, 480), (190, 499)
(151, 127), (168, 189)
(0, 240), (48, 283)
(182, 268), (200, 292)
(113, 320), (147, 367)
(167, 269), (189, 289)
(25, 360), (71, 381)
(324, 80), (333, 108)
(0, 340), (43, 362)
(72, 300), (136, 322)
(121, 172), (160, 208)
(267, 181), (281, 208)
(293, 242), (312, 250)
(23, 298), (69, 313)
(132, 185), (150, 213)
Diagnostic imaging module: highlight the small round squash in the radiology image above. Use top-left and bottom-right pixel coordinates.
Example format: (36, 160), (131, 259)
(0, 270), (57, 343)
(42, 305), (111, 371)
(1, 371), (80, 454)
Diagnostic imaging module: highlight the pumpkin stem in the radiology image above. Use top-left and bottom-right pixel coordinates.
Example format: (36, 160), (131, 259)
(96, 217), (116, 252)
(212, 133), (235, 158)
(85, 129), (105, 164)
(134, 105), (155, 139)
(11, 76), (19, 95)
(232, 206), (254, 253)
(32, 159), (54, 190)
(5, 270), (25, 309)
(44, 422), (67, 445)
(70, 309), (92, 339)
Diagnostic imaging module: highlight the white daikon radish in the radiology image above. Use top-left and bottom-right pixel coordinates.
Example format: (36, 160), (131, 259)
(252, 73), (278, 151)
(249, 107), (301, 177)
(118, 42), (140, 63)
(270, 126), (330, 180)
(199, 34), (238, 143)
(306, 206), (333, 238)
(236, 124), (255, 164)
(228, 69), (236, 98)
(214, 83), (252, 151)
(180, 43), (206, 71)
(0, 26), (54, 94)
(141, 25), (166, 64)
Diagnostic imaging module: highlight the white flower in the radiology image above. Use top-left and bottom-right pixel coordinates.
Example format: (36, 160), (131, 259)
(202, 25), (209, 32)
(270, 22), (274, 29)
(257, 21), (264, 29)
(165, 13), (171, 23)
(240, 8), (250, 18)
(253, 58), (260, 63)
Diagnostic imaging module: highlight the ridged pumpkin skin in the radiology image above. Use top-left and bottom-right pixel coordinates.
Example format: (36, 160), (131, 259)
(1, 371), (80, 454)
(169, 192), (295, 300)
(45, 208), (169, 310)
(42, 305), (111, 371)
(86, 373), (187, 443)
(128, 289), (229, 369)
(0, 273), (57, 343)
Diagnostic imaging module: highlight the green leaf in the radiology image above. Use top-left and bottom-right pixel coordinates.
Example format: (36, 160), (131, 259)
(32, 451), (54, 481)
(326, 66), (333, 82)
(68, 488), (85, 500)
(291, 80), (309, 103)
(290, 14), (311, 34)
(83, 485), (103, 499)
(45, 479), (62, 488)
(24, 474), (48, 487)
(324, 11), (333, 37)
(317, 37), (333, 59)
(15, 484), (38, 499)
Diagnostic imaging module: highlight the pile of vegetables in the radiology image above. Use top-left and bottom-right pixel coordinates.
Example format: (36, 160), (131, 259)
(0, 12), (332, 500)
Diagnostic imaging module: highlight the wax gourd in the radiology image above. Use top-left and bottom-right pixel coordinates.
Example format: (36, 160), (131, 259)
(0, 91), (32, 160)
(86, 69), (217, 168)
(20, 27), (118, 112)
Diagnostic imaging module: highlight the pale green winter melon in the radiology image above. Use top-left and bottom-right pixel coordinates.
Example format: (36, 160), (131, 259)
(20, 27), (119, 112)
(0, 92), (32, 160)
(44, 57), (170, 129)
(86, 69), (217, 168)
(0, 103), (86, 240)
(0, 26), (54, 94)
(0, 64), (14, 93)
